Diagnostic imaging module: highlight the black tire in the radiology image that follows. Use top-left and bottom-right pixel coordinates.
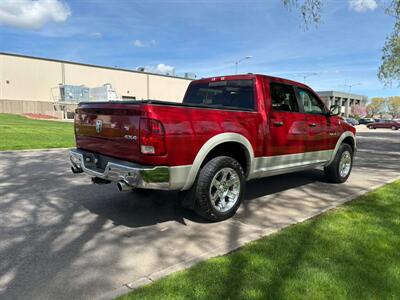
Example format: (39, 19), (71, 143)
(324, 143), (353, 183)
(367, 125), (372, 129)
(391, 126), (398, 130)
(193, 156), (245, 221)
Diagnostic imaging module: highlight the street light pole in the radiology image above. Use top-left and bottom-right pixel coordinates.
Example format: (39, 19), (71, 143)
(342, 81), (362, 118)
(302, 72), (320, 84)
(347, 82), (362, 93)
(234, 56), (253, 74)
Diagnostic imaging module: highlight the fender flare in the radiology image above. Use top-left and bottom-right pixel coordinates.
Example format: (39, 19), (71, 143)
(181, 133), (254, 190)
(325, 131), (356, 166)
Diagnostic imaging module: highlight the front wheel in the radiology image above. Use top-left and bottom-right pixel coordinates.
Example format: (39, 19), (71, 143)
(324, 144), (353, 183)
(194, 156), (245, 221)
(391, 126), (398, 130)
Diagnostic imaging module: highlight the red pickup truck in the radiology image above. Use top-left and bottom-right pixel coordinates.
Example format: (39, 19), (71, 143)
(70, 74), (356, 221)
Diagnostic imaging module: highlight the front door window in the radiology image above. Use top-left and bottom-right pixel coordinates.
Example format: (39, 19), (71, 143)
(298, 88), (325, 114)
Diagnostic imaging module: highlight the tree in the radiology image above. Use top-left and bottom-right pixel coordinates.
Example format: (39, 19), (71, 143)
(282, 0), (323, 29)
(367, 97), (385, 117)
(386, 96), (400, 118)
(283, 0), (400, 86)
(378, 1), (400, 87)
(351, 104), (367, 118)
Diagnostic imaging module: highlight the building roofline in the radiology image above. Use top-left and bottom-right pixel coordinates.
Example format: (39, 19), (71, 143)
(0, 51), (193, 81)
(317, 90), (367, 98)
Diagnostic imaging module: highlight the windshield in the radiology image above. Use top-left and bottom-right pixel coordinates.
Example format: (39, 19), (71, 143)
(183, 79), (255, 110)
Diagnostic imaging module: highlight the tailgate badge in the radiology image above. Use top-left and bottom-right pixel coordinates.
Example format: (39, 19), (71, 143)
(124, 135), (138, 141)
(95, 120), (103, 133)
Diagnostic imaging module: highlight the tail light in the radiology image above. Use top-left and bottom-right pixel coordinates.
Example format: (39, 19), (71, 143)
(139, 118), (166, 155)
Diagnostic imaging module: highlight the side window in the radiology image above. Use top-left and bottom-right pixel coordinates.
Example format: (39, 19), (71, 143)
(298, 88), (325, 114)
(270, 83), (299, 112)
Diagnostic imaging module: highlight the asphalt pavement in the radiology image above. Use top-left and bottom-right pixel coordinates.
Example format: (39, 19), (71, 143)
(0, 129), (399, 300)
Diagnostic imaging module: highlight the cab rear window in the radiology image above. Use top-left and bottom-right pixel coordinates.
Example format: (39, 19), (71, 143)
(183, 80), (255, 110)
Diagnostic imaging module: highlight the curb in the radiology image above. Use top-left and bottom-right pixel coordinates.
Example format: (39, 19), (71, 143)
(0, 148), (71, 154)
(100, 175), (400, 300)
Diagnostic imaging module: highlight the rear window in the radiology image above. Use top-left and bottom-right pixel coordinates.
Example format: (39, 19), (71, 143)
(183, 79), (255, 110)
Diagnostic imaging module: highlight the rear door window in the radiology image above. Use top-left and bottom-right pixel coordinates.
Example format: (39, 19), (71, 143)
(269, 82), (299, 112)
(183, 80), (255, 110)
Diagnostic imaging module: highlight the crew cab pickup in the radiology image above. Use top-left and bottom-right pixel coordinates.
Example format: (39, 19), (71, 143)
(70, 74), (356, 221)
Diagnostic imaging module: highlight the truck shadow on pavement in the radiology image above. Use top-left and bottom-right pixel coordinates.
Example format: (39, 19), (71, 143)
(78, 169), (324, 228)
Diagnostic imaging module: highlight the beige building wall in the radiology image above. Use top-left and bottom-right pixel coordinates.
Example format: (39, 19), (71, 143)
(148, 74), (191, 101)
(0, 54), (63, 102)
(0, 53), (192, 116)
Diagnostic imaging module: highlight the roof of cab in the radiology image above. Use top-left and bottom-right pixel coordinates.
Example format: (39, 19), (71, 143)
(192, 74), (312, 90)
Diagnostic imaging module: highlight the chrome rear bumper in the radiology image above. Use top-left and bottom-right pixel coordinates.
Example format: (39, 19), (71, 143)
(69, 149), (170, 190)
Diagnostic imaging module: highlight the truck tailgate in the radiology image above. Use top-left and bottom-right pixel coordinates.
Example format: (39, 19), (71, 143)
(75, 103), (144, 162)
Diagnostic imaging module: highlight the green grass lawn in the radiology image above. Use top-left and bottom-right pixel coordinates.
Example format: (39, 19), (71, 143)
(0, 113), (75, 150)
(120, 180), (400, 300)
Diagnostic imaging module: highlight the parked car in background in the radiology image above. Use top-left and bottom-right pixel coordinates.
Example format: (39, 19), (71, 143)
(359, 118), (375, 124)
(367, 119), (400, 130)
(70, 74), (356, 221)
(374, 118), (381, 122)
(344, 118), (359, 126)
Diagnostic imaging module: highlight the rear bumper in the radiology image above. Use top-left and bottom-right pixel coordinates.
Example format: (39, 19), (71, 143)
(69, 148), (170, 190)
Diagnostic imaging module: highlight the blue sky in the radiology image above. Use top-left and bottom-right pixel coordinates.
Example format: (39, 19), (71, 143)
(0, 0), (399, 98)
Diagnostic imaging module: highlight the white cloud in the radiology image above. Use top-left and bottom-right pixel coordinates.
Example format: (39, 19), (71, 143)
(89, 32), (102, 38)
(141, 64), (175, 75)
(132, 39), (145, 47)
(132, 39), (157, 48)
(154, 64), (175, 74)
(348, 0), (378, 12)
(0, 0), (71, 30)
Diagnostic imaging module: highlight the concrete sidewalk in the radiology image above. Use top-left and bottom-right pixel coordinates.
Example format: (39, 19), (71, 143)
(0, 131), (399, 300)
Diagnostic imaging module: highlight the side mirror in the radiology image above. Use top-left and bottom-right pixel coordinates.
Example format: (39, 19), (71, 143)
(328, 104), (341, 116)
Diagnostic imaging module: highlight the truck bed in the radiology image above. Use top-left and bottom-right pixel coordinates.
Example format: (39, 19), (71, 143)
(74, 100), (262, 166)
(78, 99), (254, 112)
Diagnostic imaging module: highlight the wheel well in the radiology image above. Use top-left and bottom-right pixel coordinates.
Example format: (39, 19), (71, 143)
(200, 142), (250, 177)
(342, 136), (355, 151)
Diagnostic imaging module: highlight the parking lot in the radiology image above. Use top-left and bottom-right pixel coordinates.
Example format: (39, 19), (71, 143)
(1, 129), (399, 300)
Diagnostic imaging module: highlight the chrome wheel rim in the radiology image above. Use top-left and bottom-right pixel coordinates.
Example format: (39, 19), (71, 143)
(339, 151), (352, 178)
(209, 167), (241, 213)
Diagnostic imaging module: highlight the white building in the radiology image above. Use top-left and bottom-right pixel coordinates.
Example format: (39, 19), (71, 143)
(317, 91), (368, 117)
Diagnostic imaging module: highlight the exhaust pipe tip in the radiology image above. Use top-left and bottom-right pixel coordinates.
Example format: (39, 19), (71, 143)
(117, 180), (133, 192)
(71, 166), (83, 174)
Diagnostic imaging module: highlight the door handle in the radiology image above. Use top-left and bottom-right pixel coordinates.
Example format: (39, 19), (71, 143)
(273, 121), (284, 127)
(308, 123), (317, 127)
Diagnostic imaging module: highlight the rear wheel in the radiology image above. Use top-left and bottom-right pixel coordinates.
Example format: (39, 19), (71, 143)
(193, 156), (245, 221)
(324, 143), (353, 183)
(391, 126), (398, 130)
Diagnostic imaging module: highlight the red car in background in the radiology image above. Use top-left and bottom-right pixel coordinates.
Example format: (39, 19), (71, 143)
(367, 120), (400, 130)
